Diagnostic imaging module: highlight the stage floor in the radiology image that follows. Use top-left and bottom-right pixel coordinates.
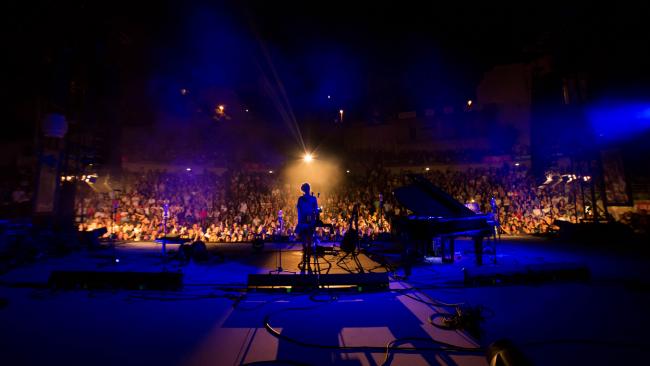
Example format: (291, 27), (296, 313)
(2, 237), (650, 365)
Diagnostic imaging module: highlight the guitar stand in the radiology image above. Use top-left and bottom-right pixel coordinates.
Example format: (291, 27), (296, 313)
(336, 249), (365, 273)
(336, 233), (365, 274)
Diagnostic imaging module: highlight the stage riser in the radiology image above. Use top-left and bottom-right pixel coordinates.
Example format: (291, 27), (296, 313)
(463, 263), (590, 286)
(49, 271), (184, 290)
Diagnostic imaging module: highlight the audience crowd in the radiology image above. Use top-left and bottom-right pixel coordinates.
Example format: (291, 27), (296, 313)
(76, 163), (592, 243)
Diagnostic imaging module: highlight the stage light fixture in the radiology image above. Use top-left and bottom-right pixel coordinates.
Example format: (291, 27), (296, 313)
(303, 153), (313, 163)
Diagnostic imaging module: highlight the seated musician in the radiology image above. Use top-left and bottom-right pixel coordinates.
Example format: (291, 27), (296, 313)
(295, 183), (319, 270)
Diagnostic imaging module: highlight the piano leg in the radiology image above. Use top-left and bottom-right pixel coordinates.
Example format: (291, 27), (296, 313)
(442, 237), (455, 264)
(474, 236), (483, 265)
(401, 242), (413, 278)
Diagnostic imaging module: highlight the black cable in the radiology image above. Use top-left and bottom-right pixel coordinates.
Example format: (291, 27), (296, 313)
(394, 290), (463, 308)
(308, 290), (339, 303)
(234, 293), (309, 311)
(234, 288), (338, 311)
(520, 338), (650, 349)
(380, 337), (483, 366)
(362, 249), (398, 274)
(429, 313), (456, 331)
(262, 306), (484, 354)
(427, 304), (493, 340)
(390, 286), (465, 308)
(240, 360), (311, 366)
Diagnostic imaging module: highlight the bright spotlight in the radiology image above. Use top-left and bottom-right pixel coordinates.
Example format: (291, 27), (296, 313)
(303, 153), (313, 163)
(346, 169), (350, 173)
(186, 168), (192, 171)
(269, 170), (274, 174)
(425, 167), (430, 171)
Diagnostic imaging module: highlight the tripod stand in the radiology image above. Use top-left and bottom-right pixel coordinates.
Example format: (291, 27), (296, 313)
(336, 204), (364, 273)
(336, 230), (365, 273)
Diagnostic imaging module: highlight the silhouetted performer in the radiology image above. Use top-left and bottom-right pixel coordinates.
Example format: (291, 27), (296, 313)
(295, 183), (319, 273)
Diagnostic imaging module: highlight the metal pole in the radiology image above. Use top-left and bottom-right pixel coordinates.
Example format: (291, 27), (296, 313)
(162, 202), (169, 257)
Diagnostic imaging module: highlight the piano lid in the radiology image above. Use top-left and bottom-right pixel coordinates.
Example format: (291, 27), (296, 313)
(392, 174), (477, 218)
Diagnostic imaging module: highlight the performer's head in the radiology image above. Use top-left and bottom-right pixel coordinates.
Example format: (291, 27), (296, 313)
(300, 182), (310, 195)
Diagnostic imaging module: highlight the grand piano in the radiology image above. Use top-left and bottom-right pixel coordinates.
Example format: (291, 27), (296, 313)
(391, 174), (495, 265)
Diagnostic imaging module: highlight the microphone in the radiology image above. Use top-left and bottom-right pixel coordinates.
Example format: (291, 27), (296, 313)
(163, 202), (170, 220)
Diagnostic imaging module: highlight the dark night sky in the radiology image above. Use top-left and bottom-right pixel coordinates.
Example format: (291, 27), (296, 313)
(2, 1), (650, 140)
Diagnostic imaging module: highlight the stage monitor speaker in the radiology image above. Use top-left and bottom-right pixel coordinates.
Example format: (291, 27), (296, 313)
(49, 270), (183, 290)
(190, 240), (208, 262)
(248, 272), (389, 291)
(252, 238), (264, 251)
(80, 227), (108, 248)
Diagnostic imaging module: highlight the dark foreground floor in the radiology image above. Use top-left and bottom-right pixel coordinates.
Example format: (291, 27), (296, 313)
(1, 237), (650, 366)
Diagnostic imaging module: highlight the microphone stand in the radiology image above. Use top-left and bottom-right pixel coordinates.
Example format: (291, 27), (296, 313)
(489, 197), (500, 264)
(162, 202), (169, 259)
(270, 210), (294, 275)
